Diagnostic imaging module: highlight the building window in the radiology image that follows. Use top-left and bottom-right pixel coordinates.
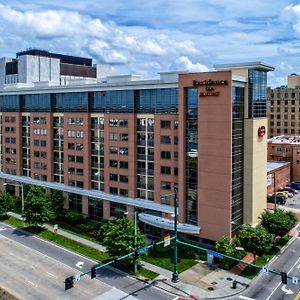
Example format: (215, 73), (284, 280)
(161, 136), (171, 144)
(120, 161), (128, 169)
(161, 151), (171, 159)
(109, 160), (118, 168)
(120, 189), (128, 197)
(120, 175), (128, 183)
(161, 120), (171, 129)
(161, 181), (171, 190)
(109, 187), (118, 195)
(161, 166), (171, 175)
(109, 173), (118, 181)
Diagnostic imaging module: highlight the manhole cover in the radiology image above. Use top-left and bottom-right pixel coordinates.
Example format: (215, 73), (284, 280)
(226, 277), (233, 281)
(211, 281), (218, 285)
(208, 287), (215, 291)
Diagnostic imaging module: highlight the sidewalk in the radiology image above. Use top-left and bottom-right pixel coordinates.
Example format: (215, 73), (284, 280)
(6, 212), (250, 299)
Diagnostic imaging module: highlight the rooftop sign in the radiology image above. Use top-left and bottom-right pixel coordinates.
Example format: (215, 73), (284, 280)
(193, 79), (228, 97)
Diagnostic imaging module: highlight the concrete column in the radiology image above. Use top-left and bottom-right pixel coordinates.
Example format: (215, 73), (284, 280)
(103, 200), (110, 220)
(63, 192), (69, 209)
(82, 196), (89, 215)
(126, 205), (135, 221)
(0, 179), (5, 192)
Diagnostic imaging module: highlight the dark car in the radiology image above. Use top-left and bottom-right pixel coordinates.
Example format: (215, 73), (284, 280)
(267, 195), (286, 205)
(290, 183), (300, 190)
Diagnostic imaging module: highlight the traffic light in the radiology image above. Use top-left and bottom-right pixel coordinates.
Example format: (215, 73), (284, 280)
(91, 265), (97, 279)
(64, 276), (74, 291)
(281, 272), (288, 284)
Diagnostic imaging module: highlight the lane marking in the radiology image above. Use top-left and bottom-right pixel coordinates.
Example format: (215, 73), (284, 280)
(266, 257), (300, 300)
(281, 285), (293, 295)
(26, 280), (38, 287)
(46, 271), (57, 278)
(75, 261), (84, 269)
(239, 296), (256, 300)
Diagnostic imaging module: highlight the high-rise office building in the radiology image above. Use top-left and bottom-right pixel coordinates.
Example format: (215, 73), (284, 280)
(0, 51), (274, 242)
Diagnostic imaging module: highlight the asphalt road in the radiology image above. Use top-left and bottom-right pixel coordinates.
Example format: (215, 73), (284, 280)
(225, 223), (300, 300)
(0, 233), (111, 300)
(0, 223), (174, 300)
(285, 191), (300, 210)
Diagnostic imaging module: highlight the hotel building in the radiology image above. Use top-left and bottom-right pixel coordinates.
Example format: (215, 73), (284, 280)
(267, 74), (300, 138)
(0, 50), (274, 242)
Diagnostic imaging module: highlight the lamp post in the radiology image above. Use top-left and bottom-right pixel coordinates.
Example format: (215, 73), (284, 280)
(124, 210), (138, 273)
(172, 188), (179, 283)
(273, 172), (277, 209)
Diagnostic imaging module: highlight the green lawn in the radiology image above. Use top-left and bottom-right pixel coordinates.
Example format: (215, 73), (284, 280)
(136, 267), (159, 280)
(141, 244), (199, 273)
(240, 248), (279, 279)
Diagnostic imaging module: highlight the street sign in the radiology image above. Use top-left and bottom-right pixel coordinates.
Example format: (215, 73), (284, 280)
(74, 274), (81, 282)
(262, 266), (269, 274)
(164, 236), (171, 247)
(293, 276), (299, 284)
(137, 247), (148, 255)
(207, 250), (224, 259)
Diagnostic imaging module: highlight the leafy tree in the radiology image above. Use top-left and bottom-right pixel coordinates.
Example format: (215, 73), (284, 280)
(238, 225), (272, 263)
(216, 236), (246, 269)
(48, 189), (65, 213)
(103, 217), (145, 265)
(0, 192), (15, 215)
(22, 186), (53, 228)
(260, 209), (297, 242)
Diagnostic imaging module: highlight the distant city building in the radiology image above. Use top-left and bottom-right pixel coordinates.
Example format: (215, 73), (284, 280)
(0, 51), (273, 242)
(268, 135), (300, 181)
(267, 74), (300, 138)
(267, 161), (290, 195)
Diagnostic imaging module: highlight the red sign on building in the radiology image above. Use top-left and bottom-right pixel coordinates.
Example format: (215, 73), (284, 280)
(258, 126), (266, 137)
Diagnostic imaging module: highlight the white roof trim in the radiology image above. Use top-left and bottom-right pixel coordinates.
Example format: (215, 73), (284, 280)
(0, 172), (174, 214)
(138, 213), (200, 234)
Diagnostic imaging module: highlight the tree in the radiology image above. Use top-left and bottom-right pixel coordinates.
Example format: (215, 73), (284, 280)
(0, 192), (15, 215)
(48, 189), (65, 213)
(238, 225), (272, 263)
(102, 217), (145, 265)
(22, 186), (53, 228)
(260, 209), (297, 242)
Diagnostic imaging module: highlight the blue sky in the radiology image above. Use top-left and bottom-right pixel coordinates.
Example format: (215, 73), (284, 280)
(1, 0), (300, 86)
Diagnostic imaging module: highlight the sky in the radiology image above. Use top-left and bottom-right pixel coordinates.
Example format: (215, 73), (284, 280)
(1, 1), (300, 86)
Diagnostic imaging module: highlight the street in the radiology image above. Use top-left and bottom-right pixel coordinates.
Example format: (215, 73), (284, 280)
(224, 223), (300, 300)
(0, 223), (174, 300)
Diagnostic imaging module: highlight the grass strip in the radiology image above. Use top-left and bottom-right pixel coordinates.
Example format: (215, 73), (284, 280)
(2, 216), (159, 279)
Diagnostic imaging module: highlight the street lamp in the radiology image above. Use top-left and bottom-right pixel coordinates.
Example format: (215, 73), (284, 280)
(172, 188), (179, 282)
(123, 210), (138, 273)
(161, 189), (179, 282)
(3, 182), (24, 213)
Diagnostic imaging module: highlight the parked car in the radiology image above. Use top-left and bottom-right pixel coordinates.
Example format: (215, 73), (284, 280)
(288, 183), (300, 190)
(267, 195), (286, 205)
(276, 191), (289, 199)
(282, 187), (298, 194)
(277, 190), (293, 198)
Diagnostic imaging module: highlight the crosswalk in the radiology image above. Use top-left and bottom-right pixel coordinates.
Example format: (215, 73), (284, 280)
(92, 287), (139, 300)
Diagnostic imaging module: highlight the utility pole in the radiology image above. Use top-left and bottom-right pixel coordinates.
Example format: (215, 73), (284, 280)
(134, 211), (138, 274)
(273, 172), (277, 209)
(172, 188), (179, 282)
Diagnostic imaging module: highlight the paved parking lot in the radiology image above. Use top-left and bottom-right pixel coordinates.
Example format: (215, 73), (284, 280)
(281, 190), (300, 209)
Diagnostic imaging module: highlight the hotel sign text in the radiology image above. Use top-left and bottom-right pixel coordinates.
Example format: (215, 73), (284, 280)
(193, 79), (228, 97)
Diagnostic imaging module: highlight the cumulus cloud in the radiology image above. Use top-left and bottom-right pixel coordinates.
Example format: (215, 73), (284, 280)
(281, 4), (300, 34)
(0, 1), (298, 86)
(174, 56), (209, 72)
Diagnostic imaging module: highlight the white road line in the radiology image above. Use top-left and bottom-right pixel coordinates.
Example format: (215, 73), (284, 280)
(26, 280), (38, 287)
(266, 257), (300, 300)
(46, 271), (57, 278)
(239, 296), (256, 300)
